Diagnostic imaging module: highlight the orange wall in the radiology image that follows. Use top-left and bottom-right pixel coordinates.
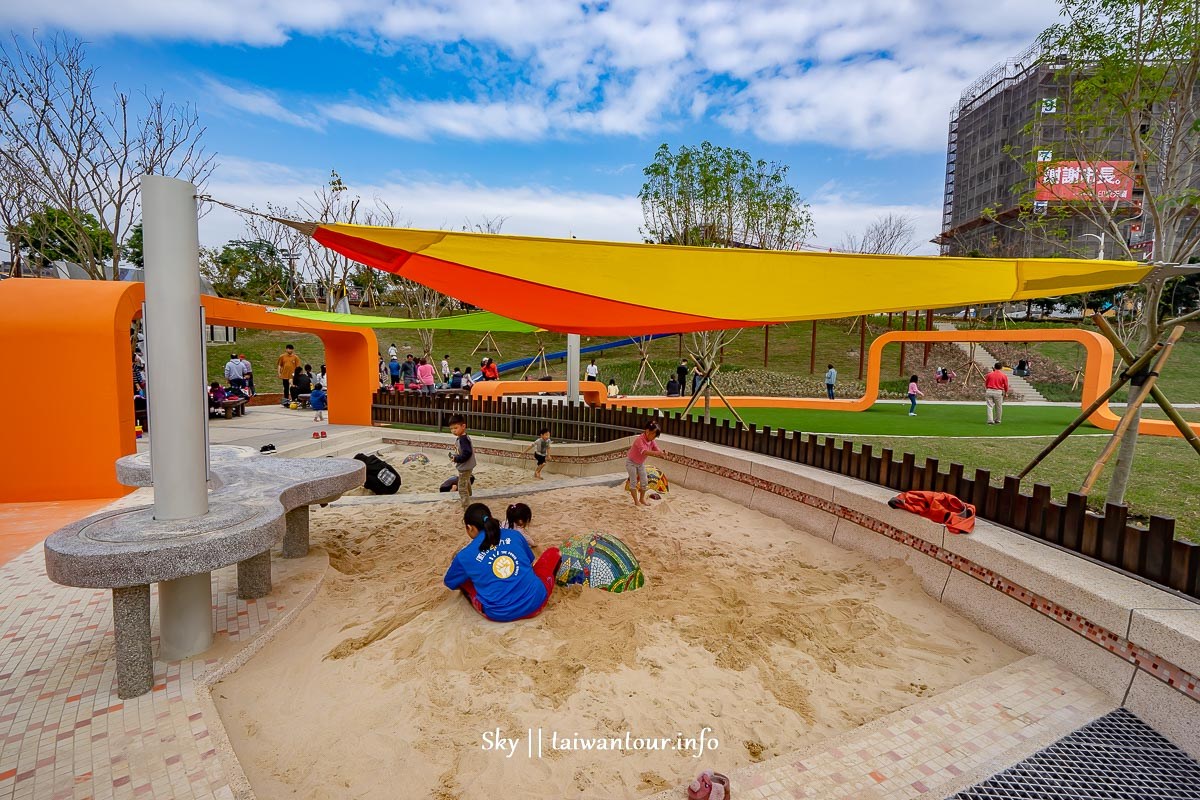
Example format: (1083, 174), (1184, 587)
(603, 328), (1199, 439)
(0, 281), (377, 502)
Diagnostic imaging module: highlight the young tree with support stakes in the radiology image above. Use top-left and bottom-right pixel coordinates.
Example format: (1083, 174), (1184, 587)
(1026, 0), (1200, 505)
(638, 141), (815, 421)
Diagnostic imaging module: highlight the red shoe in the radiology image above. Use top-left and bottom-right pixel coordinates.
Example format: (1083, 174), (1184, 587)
(312, 432), (320, 439)
(320, 431), (327, 438)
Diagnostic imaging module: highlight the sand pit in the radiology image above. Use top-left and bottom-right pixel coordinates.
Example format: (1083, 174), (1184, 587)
(344, 447), (541, 495)
(214, 483), (1020, 799)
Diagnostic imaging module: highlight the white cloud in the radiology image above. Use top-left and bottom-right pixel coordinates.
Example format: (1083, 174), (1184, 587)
(6, 0), (1064, 152)
(198, 156), (645, 248)
(201, 77), (324, 131)
(200, 156), (940, 259)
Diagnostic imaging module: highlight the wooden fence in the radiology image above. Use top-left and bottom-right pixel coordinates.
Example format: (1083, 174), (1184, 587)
(372, 391), (1200, 600)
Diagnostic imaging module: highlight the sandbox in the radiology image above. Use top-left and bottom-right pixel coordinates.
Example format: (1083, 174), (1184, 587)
(213, 483), (1018, 798)
(343, 446), (544, 495)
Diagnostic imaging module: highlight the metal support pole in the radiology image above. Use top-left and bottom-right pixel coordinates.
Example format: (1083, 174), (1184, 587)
(858, 315), (866, 380)
(899, 311), (908, 377)
(566, 333), (581, 403)
(140, 175), (213, 659)
(923, 309), (934, 365)
(809, 321), (817, 374)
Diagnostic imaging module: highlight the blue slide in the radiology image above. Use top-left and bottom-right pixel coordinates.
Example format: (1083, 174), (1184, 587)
(473, 333), (676, 379)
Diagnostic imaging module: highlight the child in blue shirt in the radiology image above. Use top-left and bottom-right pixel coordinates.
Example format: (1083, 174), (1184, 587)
(310, 383), (328, 422)
(443, 503), (561, 622)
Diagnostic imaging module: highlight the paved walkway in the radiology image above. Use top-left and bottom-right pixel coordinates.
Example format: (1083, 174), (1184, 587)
(651, 656), (1114, 800)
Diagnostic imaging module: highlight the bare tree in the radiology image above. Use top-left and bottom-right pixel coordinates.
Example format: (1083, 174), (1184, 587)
(294, 170), (363, 311)
(0, 152), (44, 276)
(839, 213), (919, 254)
(0, 33), (214, 280)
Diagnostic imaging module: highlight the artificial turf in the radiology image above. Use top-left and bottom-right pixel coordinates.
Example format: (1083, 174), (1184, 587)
(686, 402), (1101, 438)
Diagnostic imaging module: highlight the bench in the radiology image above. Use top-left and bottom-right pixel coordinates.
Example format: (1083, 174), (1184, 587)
(44, 446), (365, 698)
(219, 398), (247, 418)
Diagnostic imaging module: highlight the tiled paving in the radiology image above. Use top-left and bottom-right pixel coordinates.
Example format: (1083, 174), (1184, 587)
(0, 536), (327, 800)
(654, 655), (1116, 800)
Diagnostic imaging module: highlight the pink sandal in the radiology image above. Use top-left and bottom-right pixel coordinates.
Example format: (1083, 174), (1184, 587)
(687, 770), (730, 800)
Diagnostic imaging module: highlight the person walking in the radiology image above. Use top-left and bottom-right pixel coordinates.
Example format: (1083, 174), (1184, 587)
(907, 374), (924, 416)
(441, 354), (452, 383)
(276, 344), (301, 402)
(676, 359), (688, 389)
(984, 362), (1010, 425)
(585, 359), (599, 382)
(824, 363), (837, 400)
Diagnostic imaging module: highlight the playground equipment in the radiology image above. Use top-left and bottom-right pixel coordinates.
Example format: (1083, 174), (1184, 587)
(0, 279), (378, 503)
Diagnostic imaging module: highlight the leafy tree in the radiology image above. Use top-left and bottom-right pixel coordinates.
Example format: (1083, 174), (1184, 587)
(13, 206), (113, 271)
(123, 223), (144, 268)
(1030, 0), (1200, 504)
(639, 142), (815, 420)
(198, 239), (283, 299)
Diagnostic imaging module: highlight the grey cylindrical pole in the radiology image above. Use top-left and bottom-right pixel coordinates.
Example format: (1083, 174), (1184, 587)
(141, 175), (208, 521)
(157, 573), (213, 660)
(141, 175), (213, 659)
(566, 334), (581, 402)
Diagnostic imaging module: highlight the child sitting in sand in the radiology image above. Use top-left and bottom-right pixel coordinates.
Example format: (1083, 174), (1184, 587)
(504, 502), (534, 546)
(626, 422), (665, 507)
(443, 503), (561, 622)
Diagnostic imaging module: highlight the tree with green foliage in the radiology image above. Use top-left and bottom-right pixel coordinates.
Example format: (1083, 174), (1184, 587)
(1030, 0), (1200, 504)
(123, 223), (144, 268)
(12, 206), (114, 272)
(198, 239), (284, 299)
(639, 142), (815, 420)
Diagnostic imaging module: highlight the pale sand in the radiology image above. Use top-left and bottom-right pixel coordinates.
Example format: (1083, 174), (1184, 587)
(214, 483), (1020, 799)
(344, 447), (542, 495)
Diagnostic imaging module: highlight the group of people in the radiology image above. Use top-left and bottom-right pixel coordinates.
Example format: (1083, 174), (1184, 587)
(380, 346), (500, 393)
(276, 344), (329, 421)
(442, 420), (663, 624)
(904, 362), (1011, 423)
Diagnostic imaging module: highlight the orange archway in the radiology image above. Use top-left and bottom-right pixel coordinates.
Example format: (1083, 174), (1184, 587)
(0, 279), (377, 502)
(600, 328), (1200, 440)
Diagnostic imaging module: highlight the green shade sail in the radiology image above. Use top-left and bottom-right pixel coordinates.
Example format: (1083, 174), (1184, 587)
(268, 307), (540, 333)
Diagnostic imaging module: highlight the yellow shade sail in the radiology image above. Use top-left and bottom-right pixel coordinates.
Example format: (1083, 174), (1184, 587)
(309, 222), (1152, 335)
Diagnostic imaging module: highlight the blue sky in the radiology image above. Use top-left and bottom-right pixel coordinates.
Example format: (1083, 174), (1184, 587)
(3, 1), (1065, 252)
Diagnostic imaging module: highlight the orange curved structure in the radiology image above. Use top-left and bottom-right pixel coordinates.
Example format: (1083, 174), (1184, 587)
(468, 380), (609, 405)
(0, 280), (378, 502)
(601, 329), (1200, 440)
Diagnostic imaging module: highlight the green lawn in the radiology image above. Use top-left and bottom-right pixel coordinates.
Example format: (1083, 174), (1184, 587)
(687, 403), (1100, 437)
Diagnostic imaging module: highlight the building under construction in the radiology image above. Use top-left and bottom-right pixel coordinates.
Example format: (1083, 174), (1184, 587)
(937, 43), (1148, 260)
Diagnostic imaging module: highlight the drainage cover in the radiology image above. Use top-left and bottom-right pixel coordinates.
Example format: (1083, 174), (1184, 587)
(951, 708), (1200, 799)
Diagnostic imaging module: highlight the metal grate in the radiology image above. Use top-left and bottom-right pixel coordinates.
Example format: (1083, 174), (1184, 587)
(951, 708), (1200, 799)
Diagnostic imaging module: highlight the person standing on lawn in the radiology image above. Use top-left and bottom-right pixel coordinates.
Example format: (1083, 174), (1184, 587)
(277, 344), (302, 401)
(984, 362), (1010, 425)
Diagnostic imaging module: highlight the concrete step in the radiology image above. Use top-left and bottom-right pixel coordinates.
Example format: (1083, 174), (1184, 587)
(273, 428), (384, 459)
(932, 322), (1048, 402)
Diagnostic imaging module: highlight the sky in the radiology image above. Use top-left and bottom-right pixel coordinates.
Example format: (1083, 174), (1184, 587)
(2, 1), (1066, 254)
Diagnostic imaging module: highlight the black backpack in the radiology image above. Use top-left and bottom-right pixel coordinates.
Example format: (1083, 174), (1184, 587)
(353, 453), (401, 495)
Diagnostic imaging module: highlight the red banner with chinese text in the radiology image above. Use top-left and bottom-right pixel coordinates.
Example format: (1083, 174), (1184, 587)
(1034, 160), (1135, 202)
